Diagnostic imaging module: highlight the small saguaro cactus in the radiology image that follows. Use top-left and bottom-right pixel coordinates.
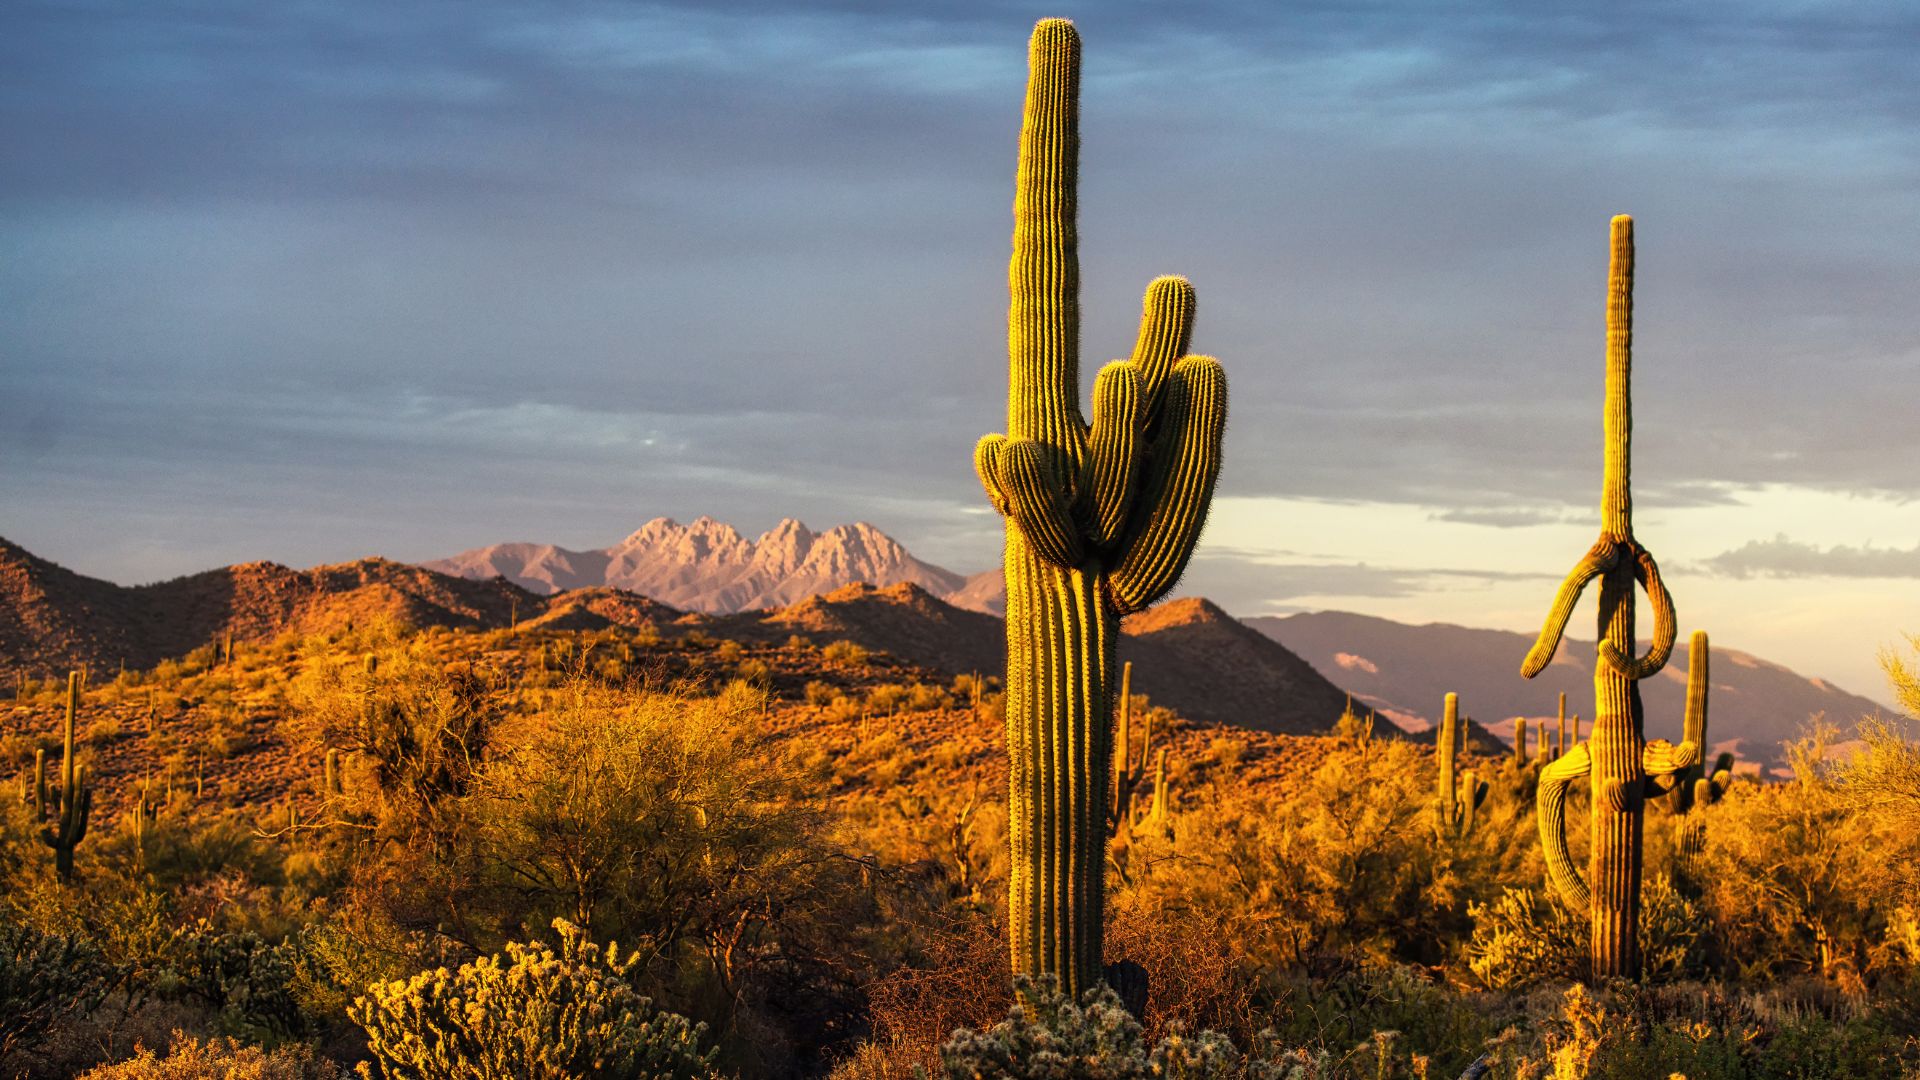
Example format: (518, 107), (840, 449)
(1146, 747), (1172, 835)
(40, 672), (94, 882)
(20, 748), (46, 808)
(1436, 693), (1487, 835)
(323, 748), (345, 798)
(974, 18), (1228, 1002)
(1514, 718), (1530, 765)
(1107, 662), (1146, 837)
(1523, 216), (1699, 982)
(1557, 692), (1569, 758)
(1665, 631), (1712, 815)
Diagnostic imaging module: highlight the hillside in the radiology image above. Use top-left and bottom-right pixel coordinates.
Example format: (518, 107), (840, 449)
(1252, 610), (1889, 767)
(0, 538), (1362, 739)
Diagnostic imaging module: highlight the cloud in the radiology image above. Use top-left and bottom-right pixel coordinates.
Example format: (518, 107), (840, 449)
(1178, 547), (1558, 609)
(1429, 506), (1570, 528)
(1704, 535), (1920, 580)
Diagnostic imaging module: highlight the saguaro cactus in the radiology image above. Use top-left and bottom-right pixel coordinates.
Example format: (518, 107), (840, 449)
(40, 672), (94, 882)
(1514, 718), (1530, 765)
(1522, 217), (1699, 981)
(974, 18), (1228, 1000)
(1665, 631), (1711, 815)
(1556, 692), (1568, 758)
(1436, 693), (1487, 835)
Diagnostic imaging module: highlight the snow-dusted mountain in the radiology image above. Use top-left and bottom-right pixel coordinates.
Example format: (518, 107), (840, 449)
(423, 517), (987, 614)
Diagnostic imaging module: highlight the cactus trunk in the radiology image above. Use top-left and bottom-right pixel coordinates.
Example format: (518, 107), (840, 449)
(1005, 545), (1115, 988)
(1590, 563), (1646, 979)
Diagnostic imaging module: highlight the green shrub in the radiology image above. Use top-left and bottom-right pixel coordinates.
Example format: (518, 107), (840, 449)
(178, 924), (309, 1038)
(0, 919), (112, 1062)
(349, 918), (717, 1079)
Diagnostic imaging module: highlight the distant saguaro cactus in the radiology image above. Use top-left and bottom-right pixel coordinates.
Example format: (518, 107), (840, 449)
(1557, 692), (1569, 759)
(40, 672), (94, 882)
(1436, 693), (1487, 835)
(973, 19), (1228, 1001)
(1523, 217), (1699, 981)
(1514, 718), (1530, 765)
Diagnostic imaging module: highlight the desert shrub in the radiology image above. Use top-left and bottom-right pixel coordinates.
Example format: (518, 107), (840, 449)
(1466, 875), (1703, 990)
(1702, 725), (1896, 982)
(0, 919), (112, 1062)
(289, 640), (499, 852)
(865, 684), (913, 715)
(1836, 714), (1920, 906)
(177, 925), (308, 1038)
(937, 976), (1332, 1080)
(1123, 740), (1463, 971)
(822, 641), (869, 667)
(906, 683), (952, 712)
(1496, 981), (1919, 1079)
(1258, 965), (1489, 1077)
(451, 678), (876, 1069)
(75, 1031), (342, 1079)
(734, 660), (773, 689)
(350, 918), (717, 1080)
(804, 681), (838, 707)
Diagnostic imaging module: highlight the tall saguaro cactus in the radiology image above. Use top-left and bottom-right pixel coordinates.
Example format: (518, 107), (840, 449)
(1523, 217), (1698, 981)
(39, 672), (94, 882)
(974, 18), (1229, 1000)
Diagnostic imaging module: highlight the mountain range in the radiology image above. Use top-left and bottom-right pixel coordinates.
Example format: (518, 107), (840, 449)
(423, 516), (1004, 615)
(0, 535), (1358, 737)
(3, 518), (1887, 764)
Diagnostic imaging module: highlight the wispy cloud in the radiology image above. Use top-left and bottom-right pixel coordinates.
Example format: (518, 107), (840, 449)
(1704, 535), (1920, 579)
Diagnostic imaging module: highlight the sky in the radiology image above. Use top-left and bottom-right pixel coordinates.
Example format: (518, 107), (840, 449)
(3, 1), (1918, 703)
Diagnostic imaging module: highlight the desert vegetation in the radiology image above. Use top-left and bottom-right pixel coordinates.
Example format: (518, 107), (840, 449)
(0, 623), (1915, 1077)
(3, 13), (1918, 1080)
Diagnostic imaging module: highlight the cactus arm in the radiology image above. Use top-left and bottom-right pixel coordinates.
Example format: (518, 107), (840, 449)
(974, 434), (1012, 513)
(1521, 540), (1619, 678)
(998, 440), (1084, 567)
(1537, 743), (1594, 910)
(1129, 276), (1197, 429)
(1108, 356), (1227, 614)
(1596, 545), (1677, 679)
(1641, 738), (1701, 797)
(1601, 216), (1634, 538)
(1008, 17), (1085, 458)
(1084, 361), (1144, 545)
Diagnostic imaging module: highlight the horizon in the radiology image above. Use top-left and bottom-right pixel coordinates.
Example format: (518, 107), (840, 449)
(6, 2), (1920, 707)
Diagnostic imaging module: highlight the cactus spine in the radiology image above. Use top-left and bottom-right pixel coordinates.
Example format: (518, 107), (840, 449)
(974, 18), (1228, 1001)
(1435, 693), (1486, 834)
(39, 672), (94, 882)
(1522, 217), (1699, 981)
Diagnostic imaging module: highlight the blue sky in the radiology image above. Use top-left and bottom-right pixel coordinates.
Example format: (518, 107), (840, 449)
(4, 1), (1919, 701)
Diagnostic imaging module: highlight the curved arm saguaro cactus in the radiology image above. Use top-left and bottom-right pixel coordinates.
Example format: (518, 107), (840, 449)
(975, 18), (1228, 1001)
(1521, 217), (1698, 981)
